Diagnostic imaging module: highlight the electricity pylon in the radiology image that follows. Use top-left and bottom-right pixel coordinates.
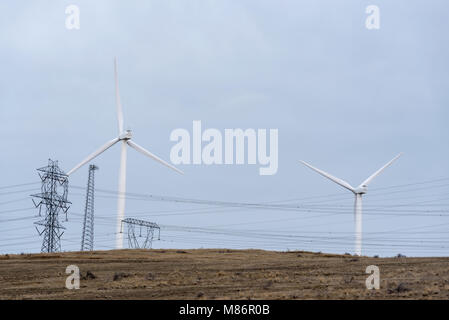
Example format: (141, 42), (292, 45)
(32, 159), (71, 253)
(121, 218), (160, 249)
(80, 164), (98, 251)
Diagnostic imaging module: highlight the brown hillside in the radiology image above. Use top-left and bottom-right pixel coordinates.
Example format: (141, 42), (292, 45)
(0, 249), (448, 299)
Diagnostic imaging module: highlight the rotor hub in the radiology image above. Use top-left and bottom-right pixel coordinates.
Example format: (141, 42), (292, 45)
(119, 129), (132, 140)
(355, 186), (367, 194)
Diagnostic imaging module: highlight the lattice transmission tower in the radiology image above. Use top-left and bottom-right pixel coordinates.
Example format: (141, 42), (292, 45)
(121, 218), (160, 249)
(80, 164), (98, 251)
(32, 159), (71, 253)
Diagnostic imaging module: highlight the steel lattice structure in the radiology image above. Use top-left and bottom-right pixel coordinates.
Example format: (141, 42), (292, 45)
(80, 164), (98, 251)
(121, 218), (160, 249)
(31, 159), (71, 253)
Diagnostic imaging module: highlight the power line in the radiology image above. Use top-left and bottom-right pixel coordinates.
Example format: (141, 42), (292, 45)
(0, 188), (40, 196)
(0, 182), (40, 190)
(0, 176), (448, 255)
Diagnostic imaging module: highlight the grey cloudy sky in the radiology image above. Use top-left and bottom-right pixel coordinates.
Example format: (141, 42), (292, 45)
(0, 1), (448, 256)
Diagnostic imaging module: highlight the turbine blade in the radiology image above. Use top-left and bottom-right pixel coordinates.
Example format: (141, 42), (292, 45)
(299, 160), (355, 193)
(359, 153), (403, 187)
(127, 140), (184, 175)
(67, 138), (120, 175)
(114, 57), (124, 133)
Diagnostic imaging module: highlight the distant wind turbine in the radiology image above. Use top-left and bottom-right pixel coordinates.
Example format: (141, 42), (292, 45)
(299, 153), (402, 256)
(67, 58), (183, 249)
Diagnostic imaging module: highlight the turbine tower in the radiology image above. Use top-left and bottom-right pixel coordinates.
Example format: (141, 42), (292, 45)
(300, 153), (402, 256)
(67, 58), (183, 249)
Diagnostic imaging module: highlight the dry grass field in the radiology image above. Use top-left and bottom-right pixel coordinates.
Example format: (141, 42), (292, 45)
(0, 249), (448, 299)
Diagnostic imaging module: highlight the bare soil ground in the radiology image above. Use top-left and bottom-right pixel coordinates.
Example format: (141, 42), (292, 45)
(0, 249), (448, 299)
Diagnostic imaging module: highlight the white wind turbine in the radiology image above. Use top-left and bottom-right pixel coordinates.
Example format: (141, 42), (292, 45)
(67, 58), (183, 249)
(299, 153), (402, 256)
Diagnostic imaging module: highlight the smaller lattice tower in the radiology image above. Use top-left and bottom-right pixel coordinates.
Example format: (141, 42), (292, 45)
(80, 164), (98, 251)
(121, 218), (160, 249)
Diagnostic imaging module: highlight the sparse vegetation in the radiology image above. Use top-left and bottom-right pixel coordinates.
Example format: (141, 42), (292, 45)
(113, 272), (130, 281)
(0, 249), (447, 299)
(81, 271), (96, 280)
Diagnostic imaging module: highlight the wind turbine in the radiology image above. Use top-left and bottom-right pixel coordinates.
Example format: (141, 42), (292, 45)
(299, 153), (402, 256)
(67, 58), (183, 249)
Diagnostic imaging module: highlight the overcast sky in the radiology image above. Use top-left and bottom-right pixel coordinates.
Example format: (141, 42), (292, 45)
(0, 0), (448, 256)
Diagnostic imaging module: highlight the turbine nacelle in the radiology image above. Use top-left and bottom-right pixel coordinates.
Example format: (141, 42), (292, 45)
(354, 186), (367, 194)
(119, 129), (132, 140)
